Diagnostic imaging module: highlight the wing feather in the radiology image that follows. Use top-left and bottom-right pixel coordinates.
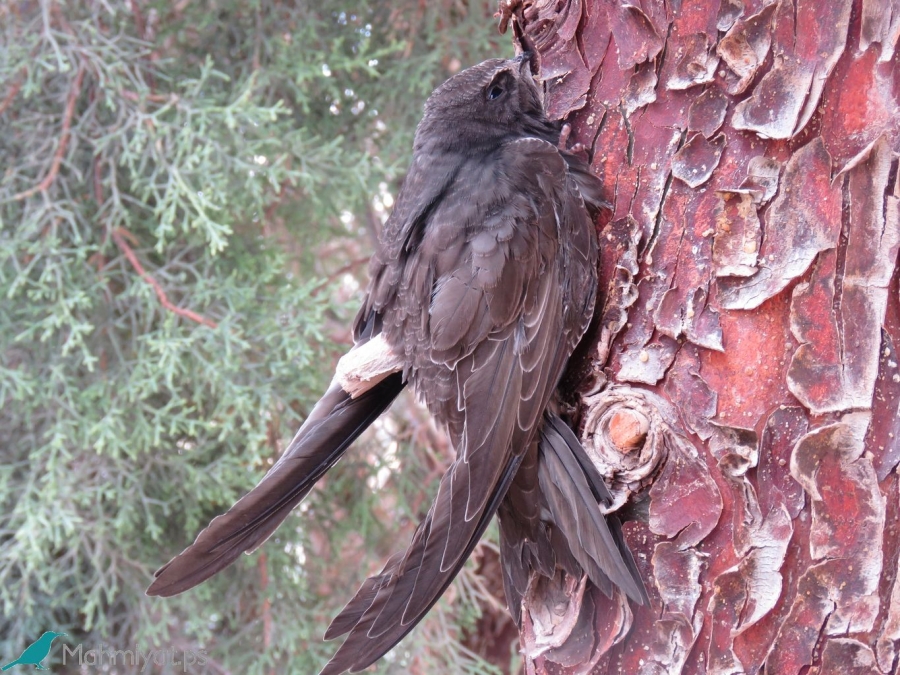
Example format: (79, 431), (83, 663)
(147, 372), (405, 598)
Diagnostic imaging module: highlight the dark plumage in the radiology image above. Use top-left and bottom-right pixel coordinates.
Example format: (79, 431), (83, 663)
(147, 55), (645, 674)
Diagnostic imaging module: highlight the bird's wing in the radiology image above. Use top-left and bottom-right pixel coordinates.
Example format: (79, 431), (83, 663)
(146, 364), (405, 598)
(320, 138), (586, 674)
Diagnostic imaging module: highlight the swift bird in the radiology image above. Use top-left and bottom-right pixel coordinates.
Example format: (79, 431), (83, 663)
(147, 54), (646, 673)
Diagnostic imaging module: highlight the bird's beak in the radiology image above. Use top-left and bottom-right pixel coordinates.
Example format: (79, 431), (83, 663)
(514, 51), (544, 106)
(515, 51), (534, 77)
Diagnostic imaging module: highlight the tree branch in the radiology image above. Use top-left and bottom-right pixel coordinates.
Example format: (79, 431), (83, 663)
(0, 67), (25, 116)
(310, 256), (370, 296)
(111, 228), (219, 329)
(12, 62), (86, 201)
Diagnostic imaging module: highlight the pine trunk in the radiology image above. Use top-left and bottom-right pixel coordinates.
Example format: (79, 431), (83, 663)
(503, 0), (900, 672)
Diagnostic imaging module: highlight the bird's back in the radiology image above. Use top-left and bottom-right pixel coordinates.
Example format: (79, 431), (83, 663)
(364, 138), (598, 432)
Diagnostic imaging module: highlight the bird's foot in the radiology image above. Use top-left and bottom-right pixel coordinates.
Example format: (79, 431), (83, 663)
(559, 123), (587, 155)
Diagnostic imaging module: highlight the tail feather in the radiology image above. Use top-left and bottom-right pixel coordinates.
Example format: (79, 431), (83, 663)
(498, 413), (647, 629)
(608, 515), (648, 604)
(545, 415), (614, 506)
(147, 372), (405, 597)
(498, 523), (528, 626)
(536, 413), (647, 604)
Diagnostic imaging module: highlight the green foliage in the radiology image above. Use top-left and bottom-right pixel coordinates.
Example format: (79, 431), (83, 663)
(0, 0), (510, 672)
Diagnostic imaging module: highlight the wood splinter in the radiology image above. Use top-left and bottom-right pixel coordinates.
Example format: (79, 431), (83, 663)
(334, 333), (404, 398)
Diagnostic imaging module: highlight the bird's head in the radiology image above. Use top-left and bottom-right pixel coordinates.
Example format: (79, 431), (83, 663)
(415, 55), (559, 154)
(40, 632), (66, 640)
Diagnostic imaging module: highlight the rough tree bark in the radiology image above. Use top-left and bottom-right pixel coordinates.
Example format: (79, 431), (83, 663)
(497, 0), (900, 673)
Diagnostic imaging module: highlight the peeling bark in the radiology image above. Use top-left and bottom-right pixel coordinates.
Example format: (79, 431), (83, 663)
(502, 0), (900, 671)
(787, 139), (900, 413)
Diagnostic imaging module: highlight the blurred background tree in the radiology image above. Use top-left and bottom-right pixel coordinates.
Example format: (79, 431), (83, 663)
(0, 1), (514, 672)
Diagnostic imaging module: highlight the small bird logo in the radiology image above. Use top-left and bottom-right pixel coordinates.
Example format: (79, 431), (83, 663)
(1, 632), (67, 671)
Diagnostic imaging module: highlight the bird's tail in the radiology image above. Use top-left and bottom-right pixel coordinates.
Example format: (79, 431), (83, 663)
(147, 372), (405, 597)
(500, 412), (647, 621)
(537, 414), (647, 604)
(2, 660), (21, 671)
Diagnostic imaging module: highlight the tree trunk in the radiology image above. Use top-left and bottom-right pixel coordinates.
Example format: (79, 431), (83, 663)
(503, 0), (900, 672)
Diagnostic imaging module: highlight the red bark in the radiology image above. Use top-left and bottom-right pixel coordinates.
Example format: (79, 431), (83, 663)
(503, 0), (900, 672)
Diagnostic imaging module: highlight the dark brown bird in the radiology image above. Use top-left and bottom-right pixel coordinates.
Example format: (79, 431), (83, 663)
(147, 54), (645, 674)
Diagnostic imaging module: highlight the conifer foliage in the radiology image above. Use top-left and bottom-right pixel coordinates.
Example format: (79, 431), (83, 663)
(0, 1), (511, 672)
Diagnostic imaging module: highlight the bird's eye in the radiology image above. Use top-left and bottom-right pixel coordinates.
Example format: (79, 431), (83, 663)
(487, 85), (504, 100)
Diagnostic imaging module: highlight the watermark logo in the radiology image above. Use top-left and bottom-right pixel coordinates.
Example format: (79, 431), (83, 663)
(1, 631), (67, 671)
(3, 632), (208, 672)
(62, 644), (208, 672)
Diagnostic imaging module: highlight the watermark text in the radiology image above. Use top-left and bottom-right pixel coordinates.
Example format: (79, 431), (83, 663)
(62, 643), (208, 672)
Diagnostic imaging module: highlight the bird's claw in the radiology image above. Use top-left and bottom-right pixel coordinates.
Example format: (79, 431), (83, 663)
(559, 123), (587, 155)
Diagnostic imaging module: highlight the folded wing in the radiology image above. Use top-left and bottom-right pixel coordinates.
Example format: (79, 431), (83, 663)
(147, 369), (405, 598)
(320, 138), (595, 674)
